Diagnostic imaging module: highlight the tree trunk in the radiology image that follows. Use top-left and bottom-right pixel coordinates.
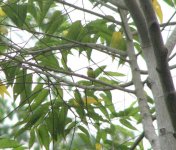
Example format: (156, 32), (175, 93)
(124, 0), (176, 149)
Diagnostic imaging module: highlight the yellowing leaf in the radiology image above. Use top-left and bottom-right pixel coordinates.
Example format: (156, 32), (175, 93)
(0, 82), (10, 98)
(0, 7), (6, 17)
(0, 26), (8, 34)
(83, 97), (103, 105)
(63, 30), (68, 36)
(95, 143), (102, 150)
(110, 31), (126, 61)
(73, 97), (103, 106)
(110, 31), (123, 49)
(152, 0), (163, 23)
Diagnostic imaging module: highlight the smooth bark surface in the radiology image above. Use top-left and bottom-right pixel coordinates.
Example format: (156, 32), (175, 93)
(120, 9), (160, 150)
(124, 0), (176, 149)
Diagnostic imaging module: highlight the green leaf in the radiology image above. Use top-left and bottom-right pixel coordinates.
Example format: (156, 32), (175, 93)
(36, 51), (60, 69)
(0, 138), (21, 148)
(28, 84), (43, 103)
(94, 65), (106, 78)
(98, 104), (110, 120)
(3, 3), (27, 28)
(58, 106), (68, 136)
(74, 89), (84, 106)
(103, 71), (125, 77)
(28, 0), (38, 21)
(15, 105), (49, 137)
(20, 73), (32, 104)
(1, 61), (19, 85)
(29, 128), (35, 148)
(38, 0), (54, 24)
(31, 89), (49, 110)
(99, 77), (119, 85)
(65, 121), (77, 136)
(66, 20), (82, 40)
(120, 119), (137, 130)
(111, 107), (139, 118)
(77, 80), (92, 86)
(45, 11), (65, 34)
(13, 69), (26, 100)
(37, 124), (50, 150)
(78, 133), (92, 145)
(78, 125), (90, 137)
(163, 0), (175, 7)
(100, 91), (115, 113)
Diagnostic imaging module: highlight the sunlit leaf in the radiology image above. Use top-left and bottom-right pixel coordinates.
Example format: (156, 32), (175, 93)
(96, 143), (102, 150)
(0, 26), (8, 34)
(83, 96), (103, 105)
(152, 0), (163, 23)
(110, 32), (126, 50)
(0, 82), (10, 98)
(0, 7), (6, 16)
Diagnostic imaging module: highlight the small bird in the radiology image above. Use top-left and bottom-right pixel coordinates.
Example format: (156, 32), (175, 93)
(87, 67), (95, 85)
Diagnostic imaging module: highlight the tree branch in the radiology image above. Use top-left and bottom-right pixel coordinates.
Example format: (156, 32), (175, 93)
(55, 0), (122, 25)
(119, 9), (159, 150)
(107, 0), (127, 10)
(165, 27), (176, 56)
(21, 43), (127, 57)
(1, 53), (134, 93)
(140, 0), (176, 133)
(129, 132), (145, 150)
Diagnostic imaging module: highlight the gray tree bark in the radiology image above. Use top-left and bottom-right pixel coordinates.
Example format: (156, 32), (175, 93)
(124, 0), (176, 149)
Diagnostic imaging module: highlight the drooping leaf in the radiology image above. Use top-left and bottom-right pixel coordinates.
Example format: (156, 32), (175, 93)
(58, 106), (68, 136)
(110, 31), (126, 50)
(120, 119), (137, 130)
(0, 26), (8, 34)
(78, 125), (90, 137)
(66, 20), (83, 41)
(74, 89), (84, 106)
(152, 0), (163, 23)
(94, 65), (106, 78)
(29, 128), (35, 148)
(36, 51), (60, 69)
(163, 0), (174, 6)
(0, 7), (6, 16)
(45, 110), (59, 141)
(13, 69), (26, 100)
(0, 138), (22, 149)
(31, 89), (49, 110)
(82, 96), (103, 105)
(100, 91), (115, 113)
(103, 71), (125, 77)
(37, 0), (54, 24)
(45, 11), (65, 34)
(0, 81), (10, 98)
(37, 124), (50, 150)
(1, 61), (19, 85)
(2, 3), (27, 28)
(78, 133), (92, 145)
(95, 143), (102, 150)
